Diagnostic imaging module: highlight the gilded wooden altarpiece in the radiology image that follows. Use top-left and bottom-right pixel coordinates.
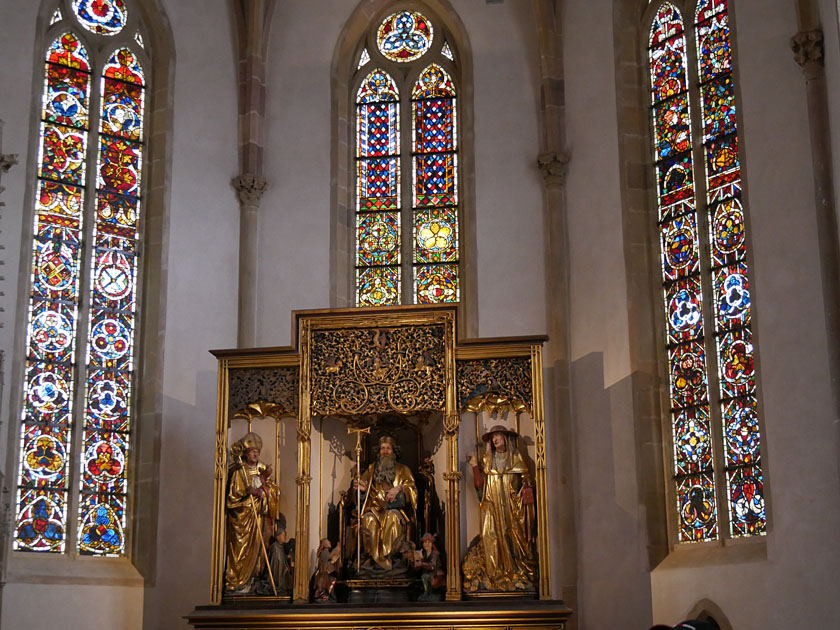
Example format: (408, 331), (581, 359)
(205, 305), (561, 625)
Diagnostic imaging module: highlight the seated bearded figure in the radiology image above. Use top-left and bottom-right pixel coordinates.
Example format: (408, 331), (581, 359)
(352, 436), (418, 574)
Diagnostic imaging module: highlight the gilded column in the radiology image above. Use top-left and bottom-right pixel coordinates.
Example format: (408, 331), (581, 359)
(293, 320), (312, 602)
(210, 359), (231, 604)
(531, 346), (550, 599)
(443, 314), (461, 600)
(443, 433), (462, 600)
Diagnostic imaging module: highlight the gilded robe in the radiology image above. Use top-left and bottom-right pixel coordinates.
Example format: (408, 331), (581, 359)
(225, 462), (281, 592)
(357, 461), (417, 571)
(464, 447), (536, 591)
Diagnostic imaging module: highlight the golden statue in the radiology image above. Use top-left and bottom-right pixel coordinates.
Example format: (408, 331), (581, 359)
(462, 425), (537, 592)
(352, 435), (417, 573)
(225, 432), (282, 594)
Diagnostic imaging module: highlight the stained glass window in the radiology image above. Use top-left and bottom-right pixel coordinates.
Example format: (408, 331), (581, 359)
(72, 0), (127, 36)
(648, 0), (765, 543)
(14, 4), (146, 556)
(377, 11), (433, 62)
(358, 48), (370, 69)
(355, 10), (459, 306)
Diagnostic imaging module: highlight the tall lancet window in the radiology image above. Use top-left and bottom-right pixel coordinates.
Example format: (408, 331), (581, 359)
(648, 0), (766, 543)
(354, 9), (460, 306)
(14, 0), (147, 556)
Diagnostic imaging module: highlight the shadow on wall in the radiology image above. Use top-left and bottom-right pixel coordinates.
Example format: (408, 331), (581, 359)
(568, 351), (667, 630)
(143, 367), (219, 630)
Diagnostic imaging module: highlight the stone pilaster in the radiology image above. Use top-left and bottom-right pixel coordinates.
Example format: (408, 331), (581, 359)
(791, 27), (840, 467)
(232, 174), (268, 347)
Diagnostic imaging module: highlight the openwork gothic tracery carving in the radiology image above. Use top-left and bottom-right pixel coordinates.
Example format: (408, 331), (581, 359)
(456, 357), (533, 413)
(228, 367), (299, 420)
(310, 324), (446, 415)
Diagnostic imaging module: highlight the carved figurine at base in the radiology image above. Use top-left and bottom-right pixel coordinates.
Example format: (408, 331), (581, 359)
(414, 532), (445, 601)
(462, 425), (537, 593)
(224, 432), (283, 595)
(351, 436), (418, 575)
(254, 517), (294, 596)
(312, 538), (341, 602)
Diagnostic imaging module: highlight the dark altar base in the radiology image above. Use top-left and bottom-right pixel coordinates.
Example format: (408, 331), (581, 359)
(186, 598), (572, 630)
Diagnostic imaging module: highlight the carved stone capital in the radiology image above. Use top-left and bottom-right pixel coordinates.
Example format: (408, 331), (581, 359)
(0, 154), (18, 173)
(232, 174), (268, 206)
(791, 30), (824, 70)
(537, 151), (569, 189)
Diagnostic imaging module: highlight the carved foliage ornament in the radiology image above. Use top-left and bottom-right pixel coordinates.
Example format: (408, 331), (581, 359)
(310, 324), (446, 416)
(228, 367), (299, 420)
(791, 29), (824, 69)
(456, 357), (533, 413)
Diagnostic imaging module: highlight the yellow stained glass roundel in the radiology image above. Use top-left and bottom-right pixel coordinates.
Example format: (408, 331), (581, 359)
(377, 11), (433, 63)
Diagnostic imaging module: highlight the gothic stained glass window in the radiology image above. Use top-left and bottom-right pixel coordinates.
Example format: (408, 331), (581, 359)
(648, 0), (765, 543)
(412, 64), (459, 303)
(14, 3), (145, 556)
(355, 9), (460, 306)
(356, 69), (401, 307)
(72, 0), (127, 36)
(377, 11), (433, 63)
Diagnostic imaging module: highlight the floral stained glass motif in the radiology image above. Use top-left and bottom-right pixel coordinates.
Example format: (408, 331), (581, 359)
(72, 0), (127, 36)
(649, 4), (716, 542)
(695, 0), (765, 537)
(377, 11), (433, 63)
(412, 64), (458, 303)
(77, 46), (145, 556)
(15, 33), (92, 553)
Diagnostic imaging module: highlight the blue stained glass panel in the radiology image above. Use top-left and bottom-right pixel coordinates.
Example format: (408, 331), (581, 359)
(414, 153), (457, 207)
(358, 102), (398, 157)
(358, 158), (400, 211)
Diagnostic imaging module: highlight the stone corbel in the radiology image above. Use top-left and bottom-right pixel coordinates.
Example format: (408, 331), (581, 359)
(0, 153), (18, 173)
(537, 151), (569, 189)
(791, 29), (824, 77)
(232, 173), (268, 206)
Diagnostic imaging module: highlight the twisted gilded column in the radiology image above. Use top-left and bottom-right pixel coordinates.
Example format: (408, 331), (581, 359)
(791, 26), (840, 468)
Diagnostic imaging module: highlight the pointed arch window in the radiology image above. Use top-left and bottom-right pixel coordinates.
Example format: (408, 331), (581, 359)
(14, 0), (148, 556)
(648, 0), (765, 543)
(354, 8), (460, 306)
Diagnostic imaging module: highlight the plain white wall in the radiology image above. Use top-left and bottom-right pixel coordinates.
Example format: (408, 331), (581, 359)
(140, 0), (239, 627)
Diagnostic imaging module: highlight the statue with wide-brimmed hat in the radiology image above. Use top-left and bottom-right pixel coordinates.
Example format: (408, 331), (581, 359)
(462, 424), (536, 593)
